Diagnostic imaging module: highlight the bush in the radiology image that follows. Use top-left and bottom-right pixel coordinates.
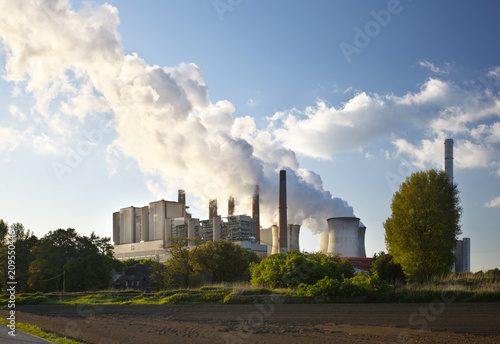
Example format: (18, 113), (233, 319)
(297, 277), (341, 296)
(250, 251), (354, 288)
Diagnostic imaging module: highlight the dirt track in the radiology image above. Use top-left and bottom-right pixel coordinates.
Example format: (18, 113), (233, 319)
(3, 303), (500, 343)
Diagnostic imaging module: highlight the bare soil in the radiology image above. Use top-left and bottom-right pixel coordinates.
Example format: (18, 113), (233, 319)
(3, 303), (500, 344)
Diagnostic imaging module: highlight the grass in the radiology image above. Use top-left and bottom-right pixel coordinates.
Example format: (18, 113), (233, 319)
(0, 318), (84, 344)
(2, 273), (499, 306)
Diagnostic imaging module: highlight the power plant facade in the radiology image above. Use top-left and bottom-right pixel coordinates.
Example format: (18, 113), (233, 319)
(113, 190), (267, 261)
(112, 169), (370, 262)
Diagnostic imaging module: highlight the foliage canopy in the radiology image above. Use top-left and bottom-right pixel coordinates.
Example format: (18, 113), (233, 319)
(384, 169), (462, 281)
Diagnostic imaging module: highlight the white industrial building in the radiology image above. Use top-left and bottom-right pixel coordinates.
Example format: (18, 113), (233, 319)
(113, 191), (267, 261)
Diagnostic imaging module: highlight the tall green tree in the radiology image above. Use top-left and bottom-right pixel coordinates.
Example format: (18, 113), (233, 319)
(190, 240), (260, 282)
(370, 252), (406, 284)
(384, 169), (462, 281)
(28, 229), (115, 292)
(0, 221), (38, 293)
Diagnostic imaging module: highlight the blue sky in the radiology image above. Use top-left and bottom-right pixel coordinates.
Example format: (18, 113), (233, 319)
(0, 0), (499, 271)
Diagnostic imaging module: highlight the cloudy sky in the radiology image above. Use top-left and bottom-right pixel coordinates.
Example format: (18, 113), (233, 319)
(0, 0), (499, 271)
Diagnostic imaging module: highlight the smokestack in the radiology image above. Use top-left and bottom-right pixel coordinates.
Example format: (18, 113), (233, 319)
(209, 199), (218, 220)
(445, 138), (453, 183)
(178, 189), (186, 216)
(228, 196), (235, 217)
(279, 170), (287, 252)
(252, 185), (260, 243)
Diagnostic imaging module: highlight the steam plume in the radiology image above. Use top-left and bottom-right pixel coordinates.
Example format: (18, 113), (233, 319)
(0, 0), (354, 234)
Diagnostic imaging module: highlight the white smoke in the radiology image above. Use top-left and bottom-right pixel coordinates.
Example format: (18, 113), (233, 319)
(0, 0), (355, 233)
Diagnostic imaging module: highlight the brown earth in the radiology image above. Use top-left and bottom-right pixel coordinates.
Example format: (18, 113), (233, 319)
(3, 303), (500, 344)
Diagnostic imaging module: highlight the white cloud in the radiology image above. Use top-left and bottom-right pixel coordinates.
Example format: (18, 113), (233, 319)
(0, 0), (355, 233)
(418, 60), (451, 74)
(484, 196), (500, 208)
(0, 127), (20, 155)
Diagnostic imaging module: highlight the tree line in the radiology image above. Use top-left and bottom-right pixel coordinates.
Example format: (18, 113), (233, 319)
(0, 221), (120, 293)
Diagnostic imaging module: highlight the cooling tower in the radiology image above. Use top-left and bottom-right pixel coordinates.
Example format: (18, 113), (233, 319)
(271, 225), (279, 254)
(319, 232), (328, 253)
(259, 227), (273, 256)
(445, 138), (453, 183)
(291, 224), (300, 251)
(358, 224), (367, 258)
(228, 196), (235, 216)
(252, 185), (260, 243)
(327, 217), (360, 257)
(279, 170), (288, 252)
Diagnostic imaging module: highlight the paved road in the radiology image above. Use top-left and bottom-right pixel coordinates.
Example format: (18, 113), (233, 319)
(0, 324), (52, 343)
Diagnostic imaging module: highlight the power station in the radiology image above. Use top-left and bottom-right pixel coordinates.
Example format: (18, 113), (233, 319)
(112, 169), (369, 263)
(112, 139), (469, 270)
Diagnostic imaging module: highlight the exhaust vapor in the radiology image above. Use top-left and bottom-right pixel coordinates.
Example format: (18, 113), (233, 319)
(0, 0), (355, 234)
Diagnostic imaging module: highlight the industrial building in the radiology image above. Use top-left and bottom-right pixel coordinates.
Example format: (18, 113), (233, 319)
(455, 238), (471, 272)
(112, 169), (370, 263)
(445, 139), (472, 272)
(113, 190), (267, 261)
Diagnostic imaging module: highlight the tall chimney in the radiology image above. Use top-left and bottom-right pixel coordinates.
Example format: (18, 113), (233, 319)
(444, 138), (454, 183)
(178, 189), (186, 216)
(209, 199), (218, 220)
(228, 196), (235, 217)
(252, 185), (260, 243)
(279, 170), (287, 252)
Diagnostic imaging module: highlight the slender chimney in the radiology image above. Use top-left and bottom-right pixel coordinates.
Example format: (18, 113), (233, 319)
(444, 138), (453, 183)
(209, 199), (218, 220)
(228, 196), (235, 216)
(178, 189), (186, 216)
(252, 185), (260, 243)
(279, 170), (287, 252)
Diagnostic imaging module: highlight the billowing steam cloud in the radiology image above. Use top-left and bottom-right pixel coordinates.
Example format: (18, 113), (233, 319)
(0, 0), (354, 233)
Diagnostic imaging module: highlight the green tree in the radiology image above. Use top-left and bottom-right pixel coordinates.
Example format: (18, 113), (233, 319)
(0, 219), (8, 244)
(370, 251), (406, 284)
(162, 236), (201, 288)
(28, 229), (115, 292)
(384, 169), (462, 281)
(190, 240), (260, 282)
(250, 251), (354, 288)
(0, 221), (38, 293)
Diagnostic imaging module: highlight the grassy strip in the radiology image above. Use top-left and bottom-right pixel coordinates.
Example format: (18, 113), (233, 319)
(0, 318), (84, 344)
(1, 287), (499, 306)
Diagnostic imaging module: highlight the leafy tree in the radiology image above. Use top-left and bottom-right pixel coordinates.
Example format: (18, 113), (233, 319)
(0, 221), (38, 293)
(250, 251), (354, 288)
(370, 252), (406, 284)
(190, 240), (260, 282)
(28, 229), (115, 292)
(0, 219), (8, 244)
(384, 169), (462, 281)
(162, 236), (201, 288)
